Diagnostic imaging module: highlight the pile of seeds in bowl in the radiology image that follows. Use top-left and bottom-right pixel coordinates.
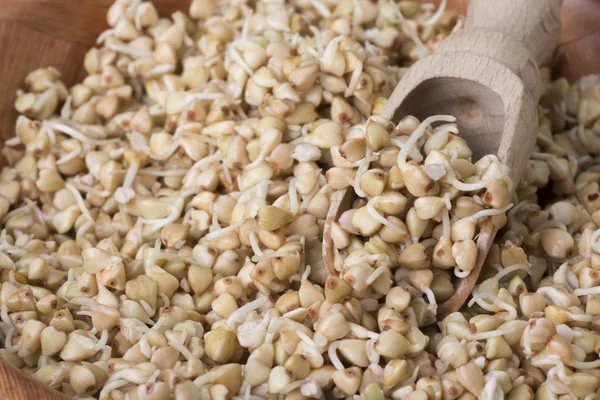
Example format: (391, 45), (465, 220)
(1, 0), (600, 398)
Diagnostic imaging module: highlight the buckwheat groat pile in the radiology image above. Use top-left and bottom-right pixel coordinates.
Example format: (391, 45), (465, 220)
(1, 0), (600, 398)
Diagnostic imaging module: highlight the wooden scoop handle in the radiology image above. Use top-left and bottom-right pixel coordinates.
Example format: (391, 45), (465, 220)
(465, 0), (561, 66)
(436, 0), (561, 100)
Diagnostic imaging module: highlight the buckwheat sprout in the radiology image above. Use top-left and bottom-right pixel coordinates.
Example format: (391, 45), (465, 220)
(397, 115), (456, 168)
(301, 264), (311, 281)
(139, 203), (181, 233)
(434, 359), (451, 377)
(300, 179), (322, 211)
(590, 229), (600, 254)
(249, 233), (264, 257)
(568, 359), (600, 369)
(402, 366), (420, 386)
(42, 121), (56, 145)
(533, 220), (568, 233)
(322, 34), (343, 65)
(139, 335), (153, 359)
(366, 197), (405, 234)
(6, 271), (23, 289)
(573, 285), (600, 296)
(152, 140), (185, 161)
(422, 0), (447, 26)
(390, 138), (424, 163)
(253, 251), (298, 263)
(121, 159), (139, 190)
(168, 340), (194, 361)
(94, 329), (109, 351)
(288, 178), (300, 215)
(47, 122), (120, 145)
(65, 183), (94, 223)
(537, 286), (575, 306)
(56, 146), (82, 165)
(22, 199), (44, 226)
(34, 88), (53, 110)
(345, 60), (363, 97)
(126, 132), (150, 153)
(311, 0), (332, 18)
(297, 331), (322, 351)
(494, 263), (533, 281)
(468, 292), (517, 321)
(107, 43), (153, 59)
(306, 27), (324, 55)
(365, 264), (388, 285)
(480, 376), (502, 400)
(533, 355), (573, 388)
(255, 180), (272, 200)
(369, 364), (384, 379)
(348, 323), (379, 340)
(281, 379), (308, 394)
(4, 328), (19, 353)
(72, 182), (112, 197)
(98, 379), (129, 399)
(390, 0), (429, 59)
(563, 308), (592, 322)
(468, 325), (514, 341)
(137, 168), (188, 177)
(228, 46), (254, 76)
(328, 341), (344, 370)
(351, 150), (378, 198)
(146, 63), (176, 77)
(281, 308), (307, 320)
(1, 306), (13, 329)
(1, 203), (36, 225)
(226, 296), (269, 329)
(423, 287), (438, 314)
(462, 203), (515, 229)
(223, 161), (232, 183)
(345, 253), (389, 268)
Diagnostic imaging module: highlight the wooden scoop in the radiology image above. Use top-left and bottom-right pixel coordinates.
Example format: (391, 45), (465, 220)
(323, 0), (561, 319)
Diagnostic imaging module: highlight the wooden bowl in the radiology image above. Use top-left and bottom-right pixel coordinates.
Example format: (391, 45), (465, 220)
(0, 0), (598, 398)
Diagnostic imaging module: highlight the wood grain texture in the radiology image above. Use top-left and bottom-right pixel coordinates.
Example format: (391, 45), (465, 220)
(555, 0), (600, 82)
(0, 360), (68, 400)
(435, 0), (600, 81)
(464, 0), (561, 66)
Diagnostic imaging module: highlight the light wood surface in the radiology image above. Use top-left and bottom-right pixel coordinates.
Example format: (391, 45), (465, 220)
(0, 0), (599, 398)
(464, 0), (561, 66)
